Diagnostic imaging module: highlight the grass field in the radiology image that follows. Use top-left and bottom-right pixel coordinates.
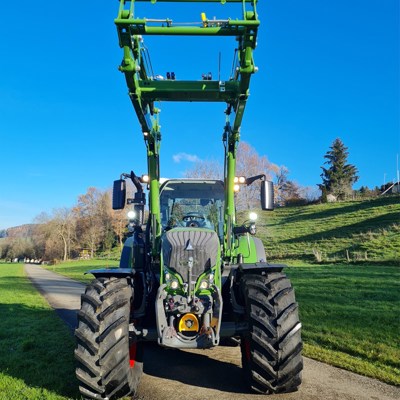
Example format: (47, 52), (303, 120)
(45, 259), (118, 283)
(254, 195), (400, 264)
(0, 262), (79, 400)
(286, 264), (400, 385)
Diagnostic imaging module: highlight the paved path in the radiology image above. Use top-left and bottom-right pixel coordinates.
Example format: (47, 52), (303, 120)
(24, 264), (85, 332)
(25, 264), (400, 400)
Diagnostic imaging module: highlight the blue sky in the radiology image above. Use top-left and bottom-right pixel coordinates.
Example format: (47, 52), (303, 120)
(0, 0), (399, 229)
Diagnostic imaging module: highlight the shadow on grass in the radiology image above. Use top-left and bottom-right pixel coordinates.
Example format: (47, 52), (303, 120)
(0, 275), (46, 294)
(143, 342), (247, 393)
(0, 299), (79, 398)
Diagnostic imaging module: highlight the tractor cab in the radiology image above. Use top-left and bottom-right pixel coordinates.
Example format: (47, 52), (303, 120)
(159, 179), (225, 240)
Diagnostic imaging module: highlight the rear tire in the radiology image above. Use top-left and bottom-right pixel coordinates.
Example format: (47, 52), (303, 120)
(240, 273), (303, 394)
(75, 277), (143, 400)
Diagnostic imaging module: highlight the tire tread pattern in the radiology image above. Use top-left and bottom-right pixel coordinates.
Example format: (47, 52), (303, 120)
(75, 277), (142, 400)
(240, 272), (303, 394)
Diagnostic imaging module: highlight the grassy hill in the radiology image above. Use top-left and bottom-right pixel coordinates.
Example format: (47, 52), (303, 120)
(254, 195), (400, 265)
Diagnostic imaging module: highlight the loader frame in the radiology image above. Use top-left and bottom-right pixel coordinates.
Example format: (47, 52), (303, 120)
(115, 0), (260, 262)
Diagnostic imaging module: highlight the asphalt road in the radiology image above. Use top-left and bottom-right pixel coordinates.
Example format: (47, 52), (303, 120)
(25, 264), (400, 400)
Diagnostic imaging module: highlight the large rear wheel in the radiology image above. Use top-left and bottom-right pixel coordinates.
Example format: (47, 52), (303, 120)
(240, 273), (303, 394)
(75, 277), (143, 400)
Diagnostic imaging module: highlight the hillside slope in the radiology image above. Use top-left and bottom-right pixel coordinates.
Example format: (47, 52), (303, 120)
(5, 224), (36, 238)
(255, 195), (400, 264)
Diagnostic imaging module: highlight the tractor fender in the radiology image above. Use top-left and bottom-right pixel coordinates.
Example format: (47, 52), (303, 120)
(235, 236), (267, 263)
(85, 268), (147, 318)
(237, 262), (285, 275)
(85, 268), (135, 279)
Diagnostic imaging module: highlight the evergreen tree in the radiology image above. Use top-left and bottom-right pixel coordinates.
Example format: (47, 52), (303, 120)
(319, 138), (359, 201)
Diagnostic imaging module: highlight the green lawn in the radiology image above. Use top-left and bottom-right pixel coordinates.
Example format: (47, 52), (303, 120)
(44, 259), (118, 283)
(254, 196), (400, 264)
(0, 263), (79, 400)
(286, 264), (400, 385)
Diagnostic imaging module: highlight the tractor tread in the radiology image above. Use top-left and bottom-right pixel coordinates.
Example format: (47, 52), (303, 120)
(74, 277), (143, 400)
(240, 273), (303, 394)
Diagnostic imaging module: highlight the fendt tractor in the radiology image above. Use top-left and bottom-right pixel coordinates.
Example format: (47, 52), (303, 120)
(74, 1), (303, 399)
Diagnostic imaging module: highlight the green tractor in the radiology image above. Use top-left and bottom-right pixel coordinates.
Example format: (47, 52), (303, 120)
(74, 1), (303, 399)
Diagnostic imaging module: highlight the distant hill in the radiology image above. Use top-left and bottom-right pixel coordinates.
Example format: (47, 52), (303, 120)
(6, 224), (36, 238)
(255, 195), (400, 264)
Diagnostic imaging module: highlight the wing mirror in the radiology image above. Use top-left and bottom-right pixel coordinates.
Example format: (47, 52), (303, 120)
(112, 179), (126, 210)
(244, 175), (274, 211)
(113, 171), (147, 223)
(261, 180), (274, 211)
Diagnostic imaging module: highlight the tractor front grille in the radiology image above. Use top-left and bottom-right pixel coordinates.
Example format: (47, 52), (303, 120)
(162, 229), (219, 280)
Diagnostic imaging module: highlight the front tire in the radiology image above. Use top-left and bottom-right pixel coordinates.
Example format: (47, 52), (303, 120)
(75, 277), (143, 400)
(240, 273), (303, 394)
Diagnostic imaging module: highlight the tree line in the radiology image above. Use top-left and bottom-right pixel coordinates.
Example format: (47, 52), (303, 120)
(0, 187), (130, 263)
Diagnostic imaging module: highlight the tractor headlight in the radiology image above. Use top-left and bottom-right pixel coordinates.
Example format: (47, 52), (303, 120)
(234, 176), (246, 184)
(164, 268), (182, 291)
(249, 212), (258, 221)
(170, 280), (179, 290)
(127, 210), (136, 220)
(140, 174), (150, 183)
(199, 280), (209, 290)
(197, 273), (214, 291)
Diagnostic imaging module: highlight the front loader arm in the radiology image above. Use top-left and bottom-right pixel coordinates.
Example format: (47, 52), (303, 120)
(115, 0), (259, 257)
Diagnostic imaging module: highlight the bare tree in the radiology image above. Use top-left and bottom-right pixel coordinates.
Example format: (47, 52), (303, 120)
(0, 239), (11, 259)
(75, 187), (107, 258)
(274, 166), (302, 205)
(74, 188), (117, 257)
(235, 142), (279, 210)
(53, 208), (76, 261)
(32, 210), (75, 261)
(183, 141), (283, 210)
(0, 237), (35, 260)
(184, 159), (223, 179)
(32, 213), (53, 259)
(98, 191), (115, 254)
(111, 208), (128, 250)
(300, 186), (321, 203)
(9, 238), (36, 260)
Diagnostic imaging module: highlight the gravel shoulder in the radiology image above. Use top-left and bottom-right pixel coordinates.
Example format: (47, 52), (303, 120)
(24, 264), (400, 400)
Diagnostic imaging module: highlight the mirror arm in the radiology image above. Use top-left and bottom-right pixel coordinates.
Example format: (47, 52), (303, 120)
(121, 171), (143, 193)
(246, 174), (265, 186)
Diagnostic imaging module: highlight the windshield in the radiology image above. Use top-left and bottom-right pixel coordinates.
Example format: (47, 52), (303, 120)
(160, 180), (225, 239)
